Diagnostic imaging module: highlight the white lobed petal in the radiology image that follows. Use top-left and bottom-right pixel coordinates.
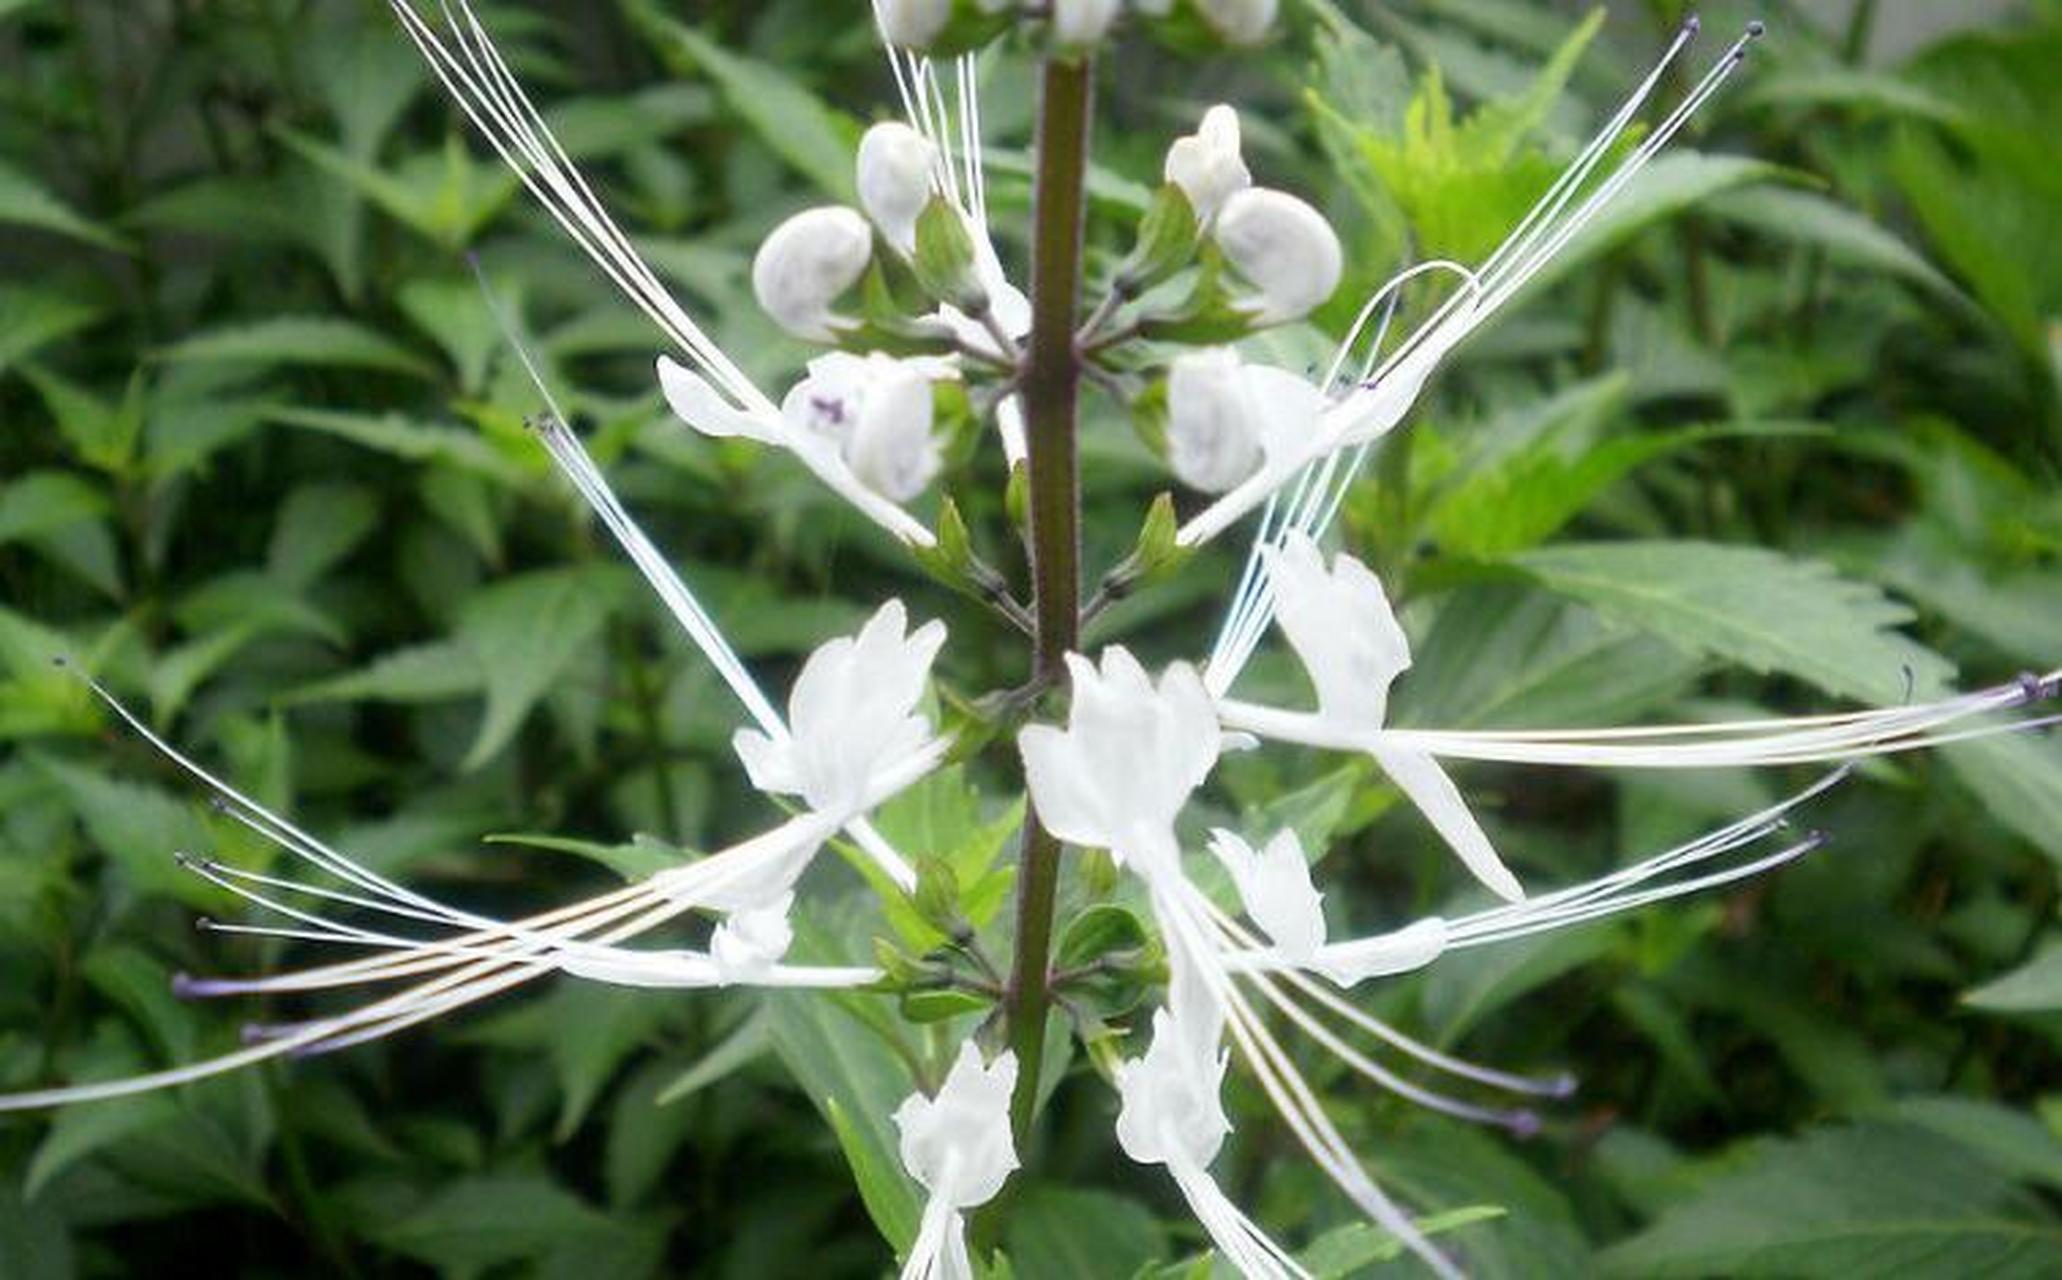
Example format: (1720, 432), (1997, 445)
(894, 1042), (1020, 1209)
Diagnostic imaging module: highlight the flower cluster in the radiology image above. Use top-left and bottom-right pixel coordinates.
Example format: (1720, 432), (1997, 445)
(7, 6), (2055, 1280)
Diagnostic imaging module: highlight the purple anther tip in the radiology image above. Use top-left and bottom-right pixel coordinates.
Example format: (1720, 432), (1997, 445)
(1682, 13), (1701, 36)
(1508, 1111), (1543, 1140)
(1549, 1071), (1580, 1099)
(2015, 671), (2058, 705)
(170, 972), (199, 999)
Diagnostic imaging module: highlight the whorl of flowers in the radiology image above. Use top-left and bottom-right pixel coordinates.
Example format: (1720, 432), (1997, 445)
(7, 6), (2056, 1280)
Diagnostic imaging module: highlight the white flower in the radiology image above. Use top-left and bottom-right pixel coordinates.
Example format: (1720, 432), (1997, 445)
(1209, 829), (1324, 962)
(1052, 0), (1121, 45)
(1164, 104), (1250, 224)
(876, 0), (953, 48)
(734, 600), (948, 817)
(1261, 531), (1523, 902)
(779, 352), (950, 501)
(894, 1043), (1020, 1280)
(895, 1042), (1021, 1208)
(1115, 1008), (1232, 1169)
(1017, 648), (1220, 875)
(1164, 346), (1321, 492)
(752, 206), (874, 342)
(858, 121), (939, 255)
(1214, 188), (1343, 325)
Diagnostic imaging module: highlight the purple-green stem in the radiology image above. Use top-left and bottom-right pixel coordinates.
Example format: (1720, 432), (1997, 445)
(1003, 53), (1093, 1145)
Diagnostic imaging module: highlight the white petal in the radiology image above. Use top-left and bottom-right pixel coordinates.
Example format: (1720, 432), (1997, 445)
(1371, 747), (1524, 902)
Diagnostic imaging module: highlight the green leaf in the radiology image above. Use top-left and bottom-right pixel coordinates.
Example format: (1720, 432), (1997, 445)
(1942, 733), (2062, 867)
(1301, 1206), (1509, 1277)
(1509, 540), (1955, 705)
(764, 990), (921, 1251)
(1524, 153), (1789, 301)
(1963, 942), (2062, 1014)
(1005, 1186), (1164, 1280)
(266, 484), (381, 589)
(1600, 1121), (2062, 1277)
(287, 640), (485, 706)
(1707, 186), (1968, 306)
(272, 406), (531, 483)
(365, 1174), (638, 1274)
(632, 12), (860, 202)
(159, 317), (437, 379)
(484, 831), (686, 883)
(1888, 1096), (2062, 1192)
(653, 1005), (773, 1105)
(0, 290), (104, 373)
(455, 567), (621, 769)
(0, 472), (108, 546)
(0, 158), (131, 252)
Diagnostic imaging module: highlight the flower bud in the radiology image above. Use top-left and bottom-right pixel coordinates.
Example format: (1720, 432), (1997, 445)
(876, 0), (952, 48)
(1195, 0), (1276, 45)
(856, 121), (938, 255)
(1163, 104), (1249, 224)
(1213, 187), (1342, 325)
(1165, 347), (1262, 492)
(1052, 0), (1121, 45)
(751, 206), (873, 342)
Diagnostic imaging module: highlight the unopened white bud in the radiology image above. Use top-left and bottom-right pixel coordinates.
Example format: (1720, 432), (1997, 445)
(1214, 187), (1342, 325)
(1052, 0), (1121, 45)
(1195, 0), (1276, 45)
(856, 122), (938, 255)
(1164, 104), (1249, 224)
(876, 0), (952, 48)
(1165, 348), (1262, 492)
(751, 206), (873, 342)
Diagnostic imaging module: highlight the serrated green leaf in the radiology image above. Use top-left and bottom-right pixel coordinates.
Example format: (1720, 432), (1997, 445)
(1599, 1121), (2061, 1277)
(1510, 540), (1955, 705)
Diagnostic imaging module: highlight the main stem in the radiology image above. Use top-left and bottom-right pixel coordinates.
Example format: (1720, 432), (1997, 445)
(1004, 54), (1092, 1145)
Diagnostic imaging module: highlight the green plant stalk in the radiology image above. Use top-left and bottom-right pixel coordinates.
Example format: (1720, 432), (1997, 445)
(1003, 53), (1093, 1146)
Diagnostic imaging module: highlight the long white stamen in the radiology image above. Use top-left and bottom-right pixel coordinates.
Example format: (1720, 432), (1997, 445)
(1197, 896), (1572, 1100)
(1155, 893), (1458, 1279)
(396, 0), (767, 413)
(1218, 672), (2057, 770)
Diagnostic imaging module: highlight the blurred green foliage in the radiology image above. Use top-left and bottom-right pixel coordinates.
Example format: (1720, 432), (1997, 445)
(1, 0), (2057, 1275)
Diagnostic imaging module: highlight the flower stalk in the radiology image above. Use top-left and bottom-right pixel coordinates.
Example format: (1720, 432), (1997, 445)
(1003, 51), (1094, 1144)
